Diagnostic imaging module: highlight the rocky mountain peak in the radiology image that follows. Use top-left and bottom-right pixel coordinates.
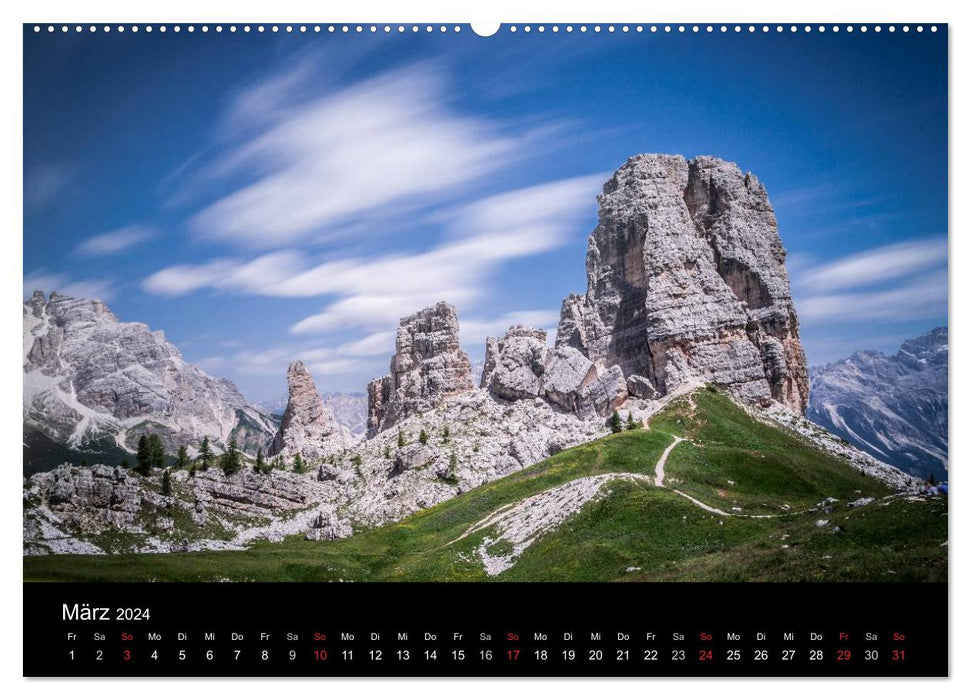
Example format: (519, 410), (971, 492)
(896, 327), (947, 369)
(23, 291), (275, 470)
(367, 301), (473, 435)
(809, 327), (948, 480)
(270, 361), (348, 460)
(555, 153), (809, 413)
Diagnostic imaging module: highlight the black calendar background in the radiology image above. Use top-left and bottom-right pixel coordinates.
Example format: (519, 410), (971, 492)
(24, 582), (947, 677)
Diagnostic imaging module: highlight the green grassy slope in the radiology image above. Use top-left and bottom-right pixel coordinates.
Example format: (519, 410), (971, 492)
(23, 388), (946, 583)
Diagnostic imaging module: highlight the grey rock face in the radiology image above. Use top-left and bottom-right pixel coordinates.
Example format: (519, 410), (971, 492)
(269, 361), (349, 460)
(367, 302), (473, 435)
(484, 326), (549, 401)
(541, 347), (598, 412)
(306, 507), (353, 541)
(392, 442), (440, 476)
(808, 328), (948, 481)
(480, 325), (627, 419)
(626, 374), (659, 400)
(577, 365), (628, 419)
(32, 464), (142, 532)
(23, 291), (276, 461)
(555, 154), (809, 413)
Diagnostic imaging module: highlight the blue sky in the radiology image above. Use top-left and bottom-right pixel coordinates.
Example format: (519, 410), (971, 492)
(23, 26), (948, 402)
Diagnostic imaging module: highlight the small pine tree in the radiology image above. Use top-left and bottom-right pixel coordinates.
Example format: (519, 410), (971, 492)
(610, 410), (622, 434)
(176, 445), (189, 471)
(198, 436), (214, 471)
(292, 453), (307, 474)
(254, 448), (265, 474)
(383, 445), (391, 459)
(272, 456), (283, 472)
(220, 436), (242, 476)
(419, 428), (429, 445)
(120, 456), (130, 469)
(397, 430), (405, 447)
(161, 468), (172, 496)
(188, 462), (197, 479)
(442, 425), (450, 443)
(135, 435), (152, 476)
(626, 412), (638, 431)
(148, 433), (166, 471)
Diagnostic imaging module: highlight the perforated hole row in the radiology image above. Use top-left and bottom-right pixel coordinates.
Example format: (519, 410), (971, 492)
(30, 24), (940, 35)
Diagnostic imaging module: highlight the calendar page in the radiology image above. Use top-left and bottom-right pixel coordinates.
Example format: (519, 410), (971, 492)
(22, 21), (948, 677)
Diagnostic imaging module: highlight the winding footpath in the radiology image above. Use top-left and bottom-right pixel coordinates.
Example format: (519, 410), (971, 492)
(654, 434), (776, 519)
(449, 431), (795, 574)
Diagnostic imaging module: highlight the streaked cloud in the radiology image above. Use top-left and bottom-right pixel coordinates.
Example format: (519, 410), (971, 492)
(799, 238), (947, 293)
(187, 64), (523, 248)
(23, 269), (113, 301)
(144, 174), (603, 337)
(459, 310), (561, 346)
(75, 225), (155, 257)
(797, 271), (946, 323)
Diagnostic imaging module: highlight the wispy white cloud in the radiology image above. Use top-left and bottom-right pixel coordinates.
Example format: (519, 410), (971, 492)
(144, 174), (603, 336)
(797, 271), (946, 323)
(188, 64), (524, 248)
(336, 331), (396, 357)
(459, 310), (561, 346)
(23, 269), (113, 301)
(194, 343), (368, 380)
(798, 238), (947, 293)
(75, 224), (155, 257)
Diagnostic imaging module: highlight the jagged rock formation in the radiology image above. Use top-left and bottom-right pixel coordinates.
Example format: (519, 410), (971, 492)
(480, 326), (626, 418)
(808, 328), (948, 481)
(261, 392), (367, 437)
(555, 154), (809, 413)
(23, 291), (275, 471)
(367, 302), (473, 435)
(269, 361), (350, 460)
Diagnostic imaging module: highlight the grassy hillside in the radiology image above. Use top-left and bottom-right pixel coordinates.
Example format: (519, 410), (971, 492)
(23, 388), (947, 583)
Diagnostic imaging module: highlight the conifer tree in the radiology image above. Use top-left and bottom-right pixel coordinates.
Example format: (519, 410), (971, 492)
(397, 430), (405, 447)
(419, 428), (429, 445)
(161, 468), (172, 496)
(442, 425), (450, 443)
(254, 448), (266, 474)
(176, 445), (189, 471)
(135, 434), (152, 476)
(292, 453), (307, 474)
(610, 410), (622, 434)
(198, 436), (214, 471)
(120, 456), (130, 469)
(626, 412), (638, 431)
(148, 433), (166, 470)
(220, 436), (242, 476)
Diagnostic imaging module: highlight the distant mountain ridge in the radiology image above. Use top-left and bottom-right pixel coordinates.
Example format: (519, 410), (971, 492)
(23, 291), (276, 473)
(808, 328), (947, 481)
